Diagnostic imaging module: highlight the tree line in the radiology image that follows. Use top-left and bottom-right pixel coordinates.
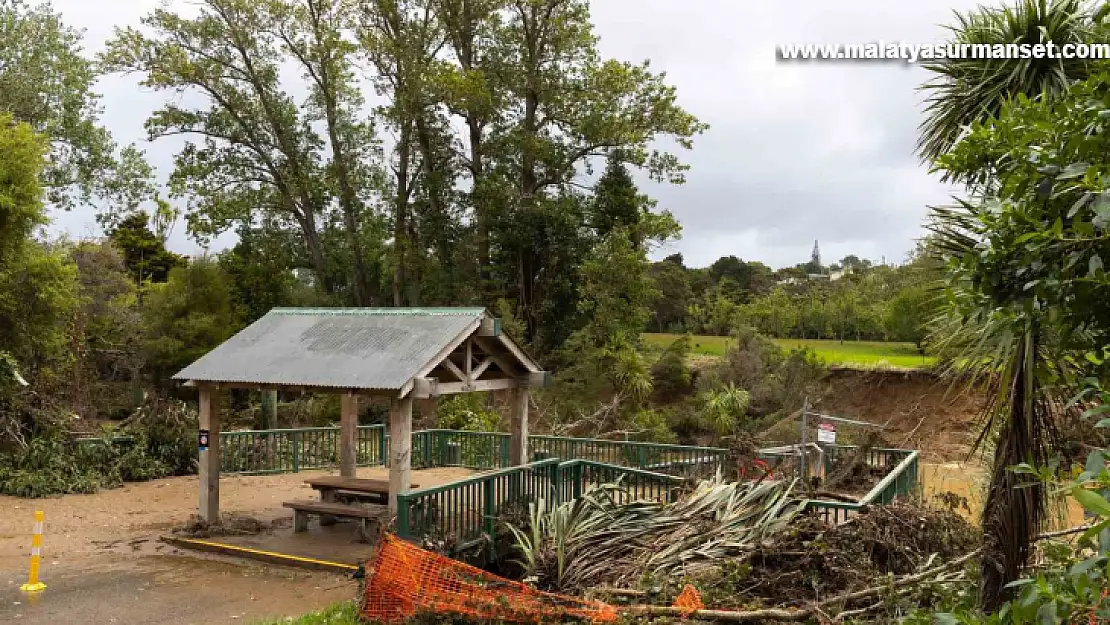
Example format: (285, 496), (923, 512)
(647, 247), (939, 347)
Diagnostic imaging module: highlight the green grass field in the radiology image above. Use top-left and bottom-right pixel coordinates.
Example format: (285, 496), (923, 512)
(642, 333), (936, 370)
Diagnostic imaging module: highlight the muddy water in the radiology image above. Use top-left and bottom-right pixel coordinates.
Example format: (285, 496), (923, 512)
(922, 462), (1087, 527)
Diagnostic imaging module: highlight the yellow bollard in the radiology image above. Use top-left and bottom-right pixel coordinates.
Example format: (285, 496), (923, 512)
(20, 510), (46, 593)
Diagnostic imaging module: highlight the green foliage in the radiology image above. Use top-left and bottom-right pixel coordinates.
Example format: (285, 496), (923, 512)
(249, 601), (359, 625)
(108, 212), (183, 286)
(0, 431), (121, 497)
(698, 328), (825, 422)
(0, 0), (119, 209)
(70, 241), (144, 420)
(918, 0), (1095, 164)
(140, 256), (238, 383)
(0, 113), (47, 261)
(436, 394), (501, 432)
(650, 335), (694, 402)
(697, 383), (750, 434)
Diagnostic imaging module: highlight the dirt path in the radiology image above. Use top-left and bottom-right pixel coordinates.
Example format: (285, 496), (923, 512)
(0, 466), (472, 624)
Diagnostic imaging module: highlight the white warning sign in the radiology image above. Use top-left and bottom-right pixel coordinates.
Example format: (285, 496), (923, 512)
(817, 421), (836, 444)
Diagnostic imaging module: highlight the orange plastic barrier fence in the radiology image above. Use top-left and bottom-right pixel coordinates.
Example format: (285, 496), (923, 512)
(362, 534), (618, 624)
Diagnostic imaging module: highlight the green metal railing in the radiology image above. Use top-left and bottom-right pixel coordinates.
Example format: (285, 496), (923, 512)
(221, 425), (386, 475)
(395, 459), (562, 547)
(805, 448), (921, 524)
(414, 429), (728, 474)
(394, 458), (683, 548)
(213, 425), (918, 530)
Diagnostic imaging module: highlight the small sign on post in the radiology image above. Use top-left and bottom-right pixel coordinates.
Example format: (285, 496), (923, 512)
(198, 429), (210, 452)
(816, 422), (836, 444)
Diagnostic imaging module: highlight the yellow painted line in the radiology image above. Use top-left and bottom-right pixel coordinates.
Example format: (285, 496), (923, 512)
(167, 537), (359, 571)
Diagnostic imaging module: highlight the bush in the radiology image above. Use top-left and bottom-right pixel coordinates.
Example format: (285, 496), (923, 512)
(120, 398), (197, 475)
(436, 393), (501, 432)
(699, 326), (825, 421)
(650, 335), (694, 402)
(0, 431), (121, 497)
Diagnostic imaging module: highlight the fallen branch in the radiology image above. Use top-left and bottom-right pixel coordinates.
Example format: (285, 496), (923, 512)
(624, 605), (807, 622)
(618, 548), (983, 622)
(1036, 524), (1095, 541)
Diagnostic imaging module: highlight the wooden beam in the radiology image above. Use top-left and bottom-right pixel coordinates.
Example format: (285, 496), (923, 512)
(198, 386), (221, 523)
(498, 335), (541, 373)
(478, 316), (501, 337)
(414, 318), (484, 380)
(465, 338), (473, 377)
(471, 336), (523, 377)
(412, 377), (440, 399)
(439, 357), (466, 382)
(471, 356), (494, 380)
(436, 378), (519, 394)
(510, 387), (529, 465)
(340, 393), (359, 478)
(388, 397), (413, 516)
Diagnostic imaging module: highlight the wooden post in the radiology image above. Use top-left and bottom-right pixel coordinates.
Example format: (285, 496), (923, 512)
(199, 385), (221, 524)
(261, 389), (277, 430)
(509, 386), (529, 465)
(340, 393), (359, 478)
(389, 396), (413, 516)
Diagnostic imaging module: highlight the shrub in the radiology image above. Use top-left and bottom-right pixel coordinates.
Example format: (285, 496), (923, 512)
(650, 335), (694, 402)
(0, 431), (121, 497)
(436, 393), (501, 432)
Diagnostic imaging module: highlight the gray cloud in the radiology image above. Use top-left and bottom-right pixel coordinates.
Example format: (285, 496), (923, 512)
(48, 0), (979, 268)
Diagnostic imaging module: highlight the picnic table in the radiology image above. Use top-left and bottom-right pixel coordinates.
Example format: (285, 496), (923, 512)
(305, 476), (420, 505)
(283, 476), (421, 541)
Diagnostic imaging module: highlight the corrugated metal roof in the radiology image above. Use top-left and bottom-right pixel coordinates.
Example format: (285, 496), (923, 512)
(172, 308), (485, 390)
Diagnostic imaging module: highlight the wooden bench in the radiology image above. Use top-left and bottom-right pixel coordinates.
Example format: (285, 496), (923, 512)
(282, 500), (387, 542)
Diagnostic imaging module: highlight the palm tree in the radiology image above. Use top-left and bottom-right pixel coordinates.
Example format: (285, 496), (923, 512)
(928, 202), (1077, 611)
(918, 0), (1095, 166)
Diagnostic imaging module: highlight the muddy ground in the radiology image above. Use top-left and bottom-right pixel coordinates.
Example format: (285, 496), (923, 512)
(0, 467), (471, 625)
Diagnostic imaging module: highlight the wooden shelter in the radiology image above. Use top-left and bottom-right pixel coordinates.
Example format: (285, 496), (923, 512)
(173, 308), (547, 522)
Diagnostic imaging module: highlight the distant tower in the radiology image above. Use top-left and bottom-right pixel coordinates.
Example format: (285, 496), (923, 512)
(810, 240), (822, 272)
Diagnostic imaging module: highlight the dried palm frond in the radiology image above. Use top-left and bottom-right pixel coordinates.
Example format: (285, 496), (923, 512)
(509, 474), (805, 592)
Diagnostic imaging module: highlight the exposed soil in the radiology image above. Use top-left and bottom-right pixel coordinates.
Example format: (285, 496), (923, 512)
(0, 466), (472, 624)
(760, 369), (986, 462)
(813, 369), (985, 461)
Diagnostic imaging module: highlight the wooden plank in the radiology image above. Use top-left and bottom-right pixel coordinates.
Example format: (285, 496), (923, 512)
(340, 393), (358, 478)
(510, 387), (529, 465)
(198, 386), (221, 523)
(436, 378), (519, 394)
(389, 397), (413, 516)
(281, 499), (387, 519)
(306, 477), (419, 492)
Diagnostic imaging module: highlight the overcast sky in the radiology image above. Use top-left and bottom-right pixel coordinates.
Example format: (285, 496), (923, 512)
(47, 0), (983, 269)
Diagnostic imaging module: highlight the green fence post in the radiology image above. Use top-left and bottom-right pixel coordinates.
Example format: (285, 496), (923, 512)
(483, 477), (496, 543)
(380, 427), (388, 466)
(397, 495), (411, 540)
(573, 463), (583, 500)
(291, 430), (300, 473)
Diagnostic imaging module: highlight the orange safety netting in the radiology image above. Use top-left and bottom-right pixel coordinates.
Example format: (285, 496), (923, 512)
(362, 534), (618, 624)
(672, 584), (704, 617)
